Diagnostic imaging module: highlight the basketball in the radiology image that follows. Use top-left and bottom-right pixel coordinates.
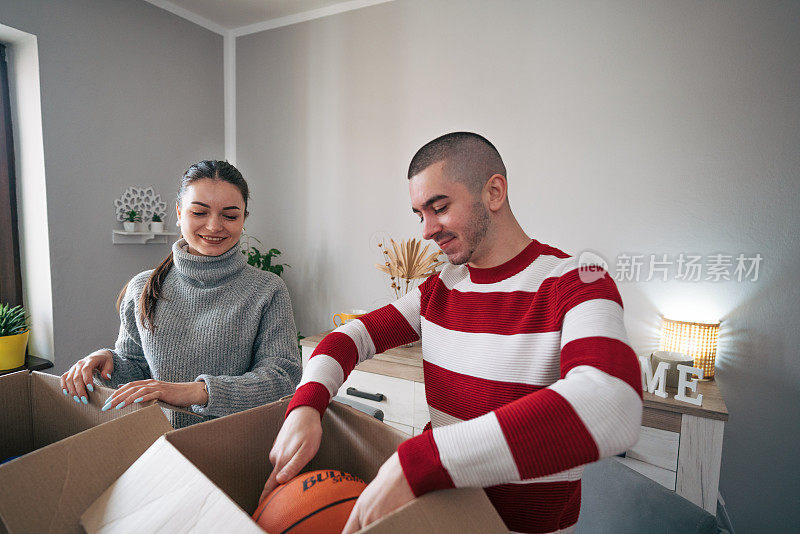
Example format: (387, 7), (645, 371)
(253, 470), (367, 534)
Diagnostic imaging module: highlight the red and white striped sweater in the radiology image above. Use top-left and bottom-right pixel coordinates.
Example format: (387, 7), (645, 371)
(288, 240), (643, 533)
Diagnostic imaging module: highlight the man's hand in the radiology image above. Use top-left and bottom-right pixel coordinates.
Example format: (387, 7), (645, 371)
(260, 406), (323, 502)
(342, 452), (415, 533)
(101, 379), (208, 410)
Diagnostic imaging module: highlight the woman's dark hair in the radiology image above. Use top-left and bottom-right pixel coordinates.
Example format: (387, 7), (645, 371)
(133, 160), (249, 332)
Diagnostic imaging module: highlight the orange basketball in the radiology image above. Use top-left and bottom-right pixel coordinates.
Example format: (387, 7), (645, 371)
(253, 470), (367, 534)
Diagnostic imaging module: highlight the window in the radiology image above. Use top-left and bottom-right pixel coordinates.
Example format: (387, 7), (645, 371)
(0, 43), (23, 307)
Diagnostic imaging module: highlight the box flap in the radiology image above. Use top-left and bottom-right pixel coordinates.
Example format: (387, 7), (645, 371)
(160, 397), (289, 514)
(30, 371), (151, 449)
(0, 371), (32, 461)
(0, 405), (172, 534)
(81, 436), (262, 534)
(363, 488), (507, 533)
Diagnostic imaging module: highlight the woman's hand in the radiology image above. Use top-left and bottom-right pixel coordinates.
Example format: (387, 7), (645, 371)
(60, 349), (114, 404)
(259, 406), (323, 501)
(101, 380), (208, 411)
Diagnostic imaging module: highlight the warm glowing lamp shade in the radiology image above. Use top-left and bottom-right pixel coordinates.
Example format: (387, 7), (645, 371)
(660, 318), (720, 379)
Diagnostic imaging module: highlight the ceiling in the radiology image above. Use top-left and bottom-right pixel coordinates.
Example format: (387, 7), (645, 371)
(155, 0), (366, 31)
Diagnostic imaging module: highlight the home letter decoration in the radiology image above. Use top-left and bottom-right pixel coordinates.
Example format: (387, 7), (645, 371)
(638, 355), (669, 399)
(675, 364), (704, 406)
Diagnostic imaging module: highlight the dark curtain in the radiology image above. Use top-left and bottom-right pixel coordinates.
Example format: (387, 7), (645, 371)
(0, 43), (23, 307)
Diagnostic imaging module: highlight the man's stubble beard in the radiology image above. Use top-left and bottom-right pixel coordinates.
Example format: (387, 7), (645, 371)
(447, 200), (491, 266)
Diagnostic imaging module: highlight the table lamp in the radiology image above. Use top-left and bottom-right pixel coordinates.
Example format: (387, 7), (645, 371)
(659, 318), (720, 380)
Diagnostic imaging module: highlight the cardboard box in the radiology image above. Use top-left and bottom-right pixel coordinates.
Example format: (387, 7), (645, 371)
(0, 371), (174, 533)
(82, 398), (507, 533)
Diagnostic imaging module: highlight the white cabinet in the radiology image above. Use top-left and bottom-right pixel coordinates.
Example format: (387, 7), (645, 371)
(384, 421), (414, 436)
(627, 426), (680, 472)
(301, 343), (428, 435)
(624, 384), (729, 513)
(615, 426), (680, 490)
(339, 370), (415, 427)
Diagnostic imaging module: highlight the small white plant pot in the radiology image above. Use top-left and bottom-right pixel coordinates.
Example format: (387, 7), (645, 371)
(150, 221), (164, 233)
(123, 222), (136, 232)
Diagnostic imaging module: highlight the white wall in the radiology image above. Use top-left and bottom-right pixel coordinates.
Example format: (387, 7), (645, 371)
(236, 1), (800, 532)
(0, 0), (224, 372)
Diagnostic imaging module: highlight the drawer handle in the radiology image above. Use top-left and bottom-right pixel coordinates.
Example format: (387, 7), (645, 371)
(346, 387), (384, 402)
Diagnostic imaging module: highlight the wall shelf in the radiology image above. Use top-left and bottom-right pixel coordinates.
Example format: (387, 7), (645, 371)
(112, 230), (178, 245)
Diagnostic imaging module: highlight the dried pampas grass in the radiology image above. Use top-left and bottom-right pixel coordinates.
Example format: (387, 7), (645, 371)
(375, 238), (444, 298)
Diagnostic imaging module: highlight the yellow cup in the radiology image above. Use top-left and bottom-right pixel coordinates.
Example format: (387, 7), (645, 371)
(0, 330), (29, 371)
(333, 309), (367, 328)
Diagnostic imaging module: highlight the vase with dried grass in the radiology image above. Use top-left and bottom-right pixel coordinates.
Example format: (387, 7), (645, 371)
(375, 237), (444, 346)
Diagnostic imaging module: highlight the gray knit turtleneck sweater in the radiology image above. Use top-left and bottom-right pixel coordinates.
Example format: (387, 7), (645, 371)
(101, 239), (301, 428)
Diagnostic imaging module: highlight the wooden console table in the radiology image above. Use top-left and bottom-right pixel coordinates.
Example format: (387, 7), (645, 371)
(300, 333), (727, 513)
(622, 381), (728, 513)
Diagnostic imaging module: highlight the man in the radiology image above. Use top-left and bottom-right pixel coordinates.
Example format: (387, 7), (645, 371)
(262, 132), (643, 534)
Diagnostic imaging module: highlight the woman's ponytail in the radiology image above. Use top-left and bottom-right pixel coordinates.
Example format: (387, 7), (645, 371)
(138, 252), (174, 332)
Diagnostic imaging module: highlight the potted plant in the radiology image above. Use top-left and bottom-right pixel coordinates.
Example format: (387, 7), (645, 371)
(241, 234), (291, 277)
(150, 213), (164, 233)
(123, 209), (141, 232)
(0, 303), (29, 371)
(243, 246), (290, 277)
(241, 234), (303, 349)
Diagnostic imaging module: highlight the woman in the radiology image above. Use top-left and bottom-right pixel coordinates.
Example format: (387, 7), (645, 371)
(60, 160), (301, 428)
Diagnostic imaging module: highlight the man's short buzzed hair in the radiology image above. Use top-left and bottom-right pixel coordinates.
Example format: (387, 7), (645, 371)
(407, 132), (506, 193)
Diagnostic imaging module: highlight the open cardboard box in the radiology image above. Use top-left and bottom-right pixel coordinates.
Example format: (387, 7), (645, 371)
(82, 398), (507, 533)
(0, 371), (174, 533)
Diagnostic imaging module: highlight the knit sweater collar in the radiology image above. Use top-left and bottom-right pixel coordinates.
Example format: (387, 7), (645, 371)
(171, 238), (246, 286)
(467, 239), (543, 284)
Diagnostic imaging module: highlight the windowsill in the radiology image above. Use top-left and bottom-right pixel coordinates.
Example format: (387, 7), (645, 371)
(0, 354), (53, 376)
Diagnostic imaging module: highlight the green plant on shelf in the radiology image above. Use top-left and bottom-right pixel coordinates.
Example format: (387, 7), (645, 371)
(0, 303), (29, 337)
(151, 213), (162, 222)
(123, 210), (142, 223)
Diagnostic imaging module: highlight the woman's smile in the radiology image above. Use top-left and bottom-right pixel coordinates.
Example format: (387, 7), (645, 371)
(198, 234), (227, 243)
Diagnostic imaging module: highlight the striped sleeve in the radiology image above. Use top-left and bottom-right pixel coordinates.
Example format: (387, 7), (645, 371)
(286, 283), (427, 417)
(398, 268), (642, 496)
